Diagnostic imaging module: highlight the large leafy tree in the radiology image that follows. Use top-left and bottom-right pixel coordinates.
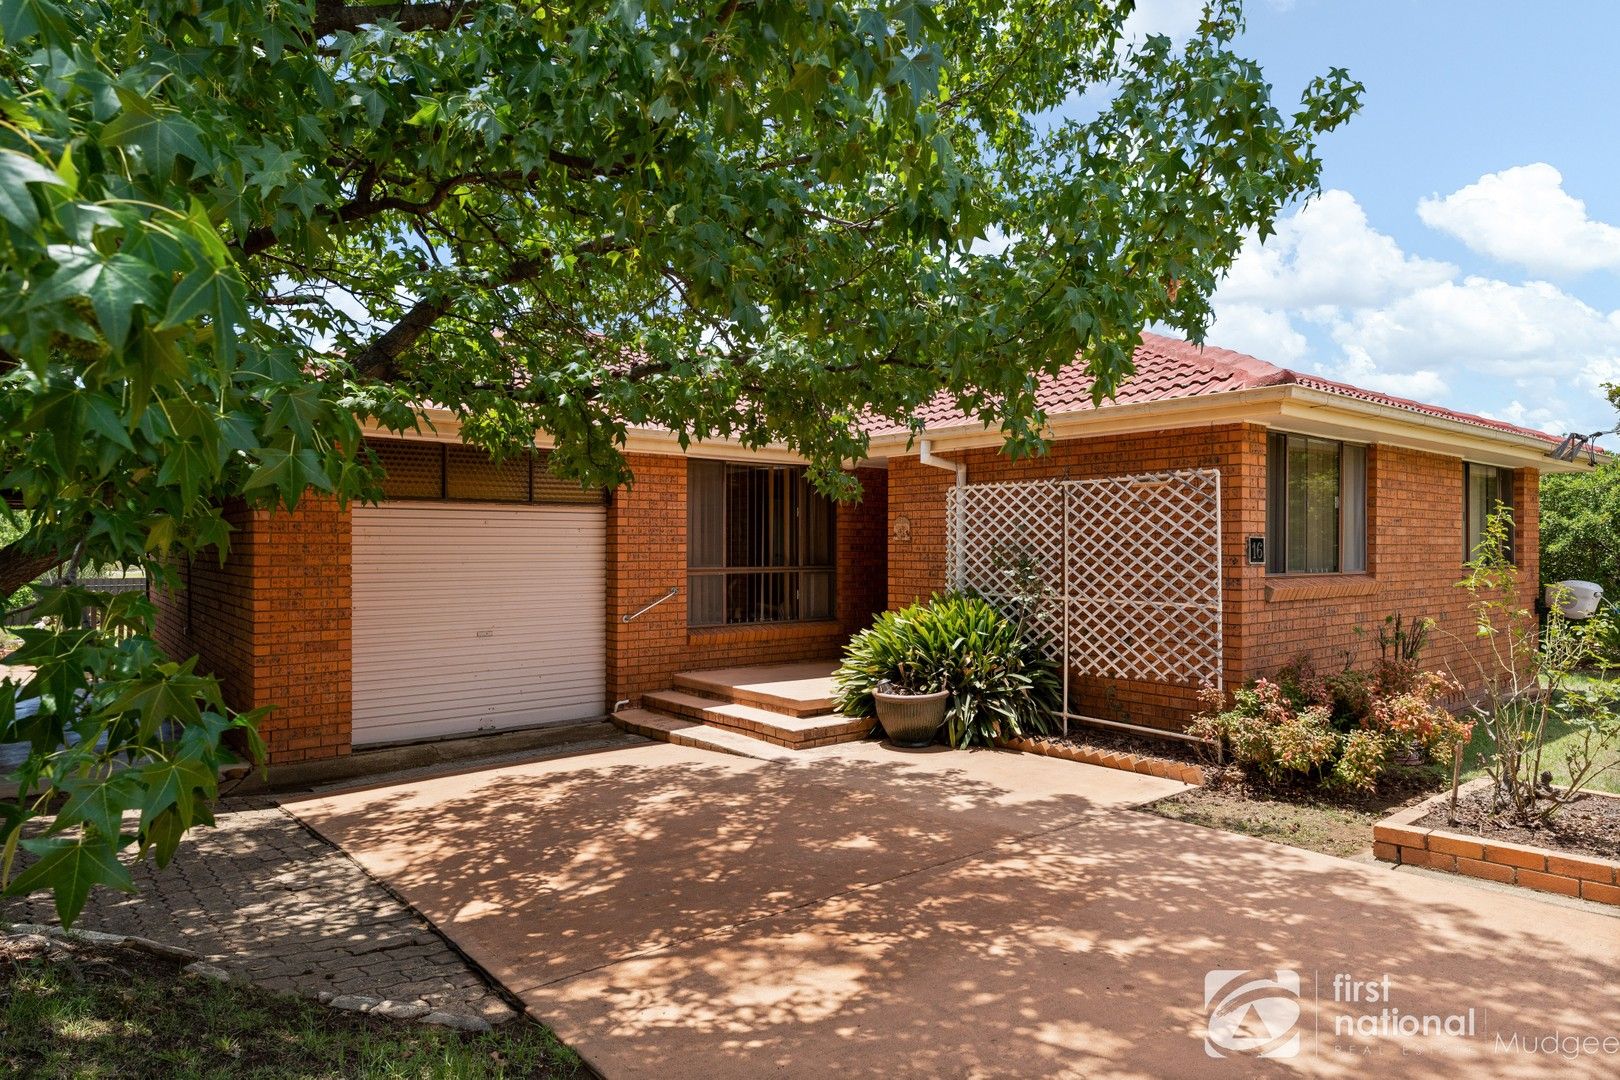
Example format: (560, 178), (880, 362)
(0, 0), (1359, 922)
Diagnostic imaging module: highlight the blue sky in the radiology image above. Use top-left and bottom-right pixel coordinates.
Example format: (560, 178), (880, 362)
(1127, 0), (1620, 437)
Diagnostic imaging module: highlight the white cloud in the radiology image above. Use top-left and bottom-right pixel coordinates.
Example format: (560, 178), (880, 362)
(1214, 190), (1454, 312)
(1417, 163), (1620, 277)
(1120, 0), (1298, 46)
(1329, 277), (1620, 377)
(1119, 0), (1206, 45)
(1325, 351), (1451, 403)
(1205, 187), (1620, 436)
(1487, 400), (1574, 437)
(1323, 276), (1620, 433)
(969, 226), (1013, 257)
(1206, 303), (1310, 366)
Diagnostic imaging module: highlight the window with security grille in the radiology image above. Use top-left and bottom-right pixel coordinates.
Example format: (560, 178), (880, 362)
(687, 461), (835, 626)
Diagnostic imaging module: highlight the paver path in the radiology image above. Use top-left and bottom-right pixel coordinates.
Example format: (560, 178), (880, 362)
(0, 797), (514, 1022)
(287, 740), (1620, 1079)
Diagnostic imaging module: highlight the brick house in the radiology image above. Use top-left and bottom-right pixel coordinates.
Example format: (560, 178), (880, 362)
(155, 333), (1594, 765)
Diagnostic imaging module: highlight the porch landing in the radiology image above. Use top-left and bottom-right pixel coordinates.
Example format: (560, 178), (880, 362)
(613, 662), (875, 757)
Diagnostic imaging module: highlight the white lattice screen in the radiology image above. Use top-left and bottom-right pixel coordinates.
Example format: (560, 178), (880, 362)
(945, 469), (1223, 705)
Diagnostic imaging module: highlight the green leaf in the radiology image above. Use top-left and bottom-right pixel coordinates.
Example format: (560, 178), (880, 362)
(102, 89), (210, 177)
(887, 45), (942, 105)
(54, 775), (139, 843)
(134, 755), (216, 831)
(102, 666), (206, 740)
(0, 0), (69, 44)
(88, 252), (162, 352)
(241, 447), (331, 502)
(141, 807), (186, 868)
(7, 835), (134, 928)
(157, 261), (246, 333)
(0, 147), (68, 228)
(82, 393), (135, 451)
(155, 441), (213, 505)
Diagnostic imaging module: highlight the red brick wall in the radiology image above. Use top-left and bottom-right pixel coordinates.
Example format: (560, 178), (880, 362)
(151, 504), (256, 713)
(838, 467), (888, 633)
(885, 425), (1542, 731)
(1242, 447), (1539, 692)
(248, 498), (352, 762)
(887, 425), (1256, 729)
(157, 454), (888, 764)
(605, 456), (888, 703)
(151, 497), (352, 764)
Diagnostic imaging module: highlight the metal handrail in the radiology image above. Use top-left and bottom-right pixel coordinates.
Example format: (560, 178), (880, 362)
(621, 586), (679, 623)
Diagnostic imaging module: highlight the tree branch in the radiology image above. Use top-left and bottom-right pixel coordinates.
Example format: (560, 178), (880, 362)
(349, 251), (564, 380)
(237, 159), (627, 257)
(362, 234), (632, 380)
(240, 172), (476, 256)
(310, 1), (476, 38)
(0, 543), (64, 604)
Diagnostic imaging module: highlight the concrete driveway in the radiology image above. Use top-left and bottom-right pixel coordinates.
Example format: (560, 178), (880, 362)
(284, 741), (1620, 1078)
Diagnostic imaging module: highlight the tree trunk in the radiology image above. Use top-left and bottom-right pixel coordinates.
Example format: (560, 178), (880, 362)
(0, 542), (64, 603)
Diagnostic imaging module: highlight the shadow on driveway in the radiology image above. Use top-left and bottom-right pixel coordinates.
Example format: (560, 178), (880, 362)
(285, 742), (1620, 1079)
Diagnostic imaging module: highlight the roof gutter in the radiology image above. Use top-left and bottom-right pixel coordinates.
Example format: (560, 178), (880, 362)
(875, 385), (1593, 472)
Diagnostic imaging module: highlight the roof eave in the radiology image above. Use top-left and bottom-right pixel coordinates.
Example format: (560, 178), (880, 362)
(358, 409), (826, 466)
(365, 388), (1602, 474)
(867, 385), (1598, 473)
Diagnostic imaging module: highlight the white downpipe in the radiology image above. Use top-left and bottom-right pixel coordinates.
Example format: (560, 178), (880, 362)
(919, 439), (967, 590)
(918, 438), (967, 487)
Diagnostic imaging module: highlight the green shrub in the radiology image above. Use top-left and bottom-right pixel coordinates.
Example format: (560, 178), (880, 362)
(833, 592), (1059, 748)
(1332, 728), (1393, 792)
(1594, 602), (1620, 670)
(1192, 667), (1471, 792)
(1460, 508), (1620, 823)
(1189, 681), (1339, 783)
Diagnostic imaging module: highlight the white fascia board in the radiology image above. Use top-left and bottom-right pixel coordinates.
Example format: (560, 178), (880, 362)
(867, 386), (1596, 474)
(358, 411), (883, 468)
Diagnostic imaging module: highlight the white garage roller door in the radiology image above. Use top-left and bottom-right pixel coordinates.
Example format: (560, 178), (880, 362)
(352, 503), (607, 746)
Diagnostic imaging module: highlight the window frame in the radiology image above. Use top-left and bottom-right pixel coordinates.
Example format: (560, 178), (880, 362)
(1265, 431), (1368, 576)
(686, 461), (837, 628)
(1463, 462), (1516, 565)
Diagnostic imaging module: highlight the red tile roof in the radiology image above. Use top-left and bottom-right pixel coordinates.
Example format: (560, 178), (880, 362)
(869, 331), (1562, 445)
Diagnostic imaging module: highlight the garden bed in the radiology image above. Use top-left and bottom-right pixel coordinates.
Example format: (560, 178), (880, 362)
(1374, 779), (1620, 906)
(1414, 785), (1620, 861)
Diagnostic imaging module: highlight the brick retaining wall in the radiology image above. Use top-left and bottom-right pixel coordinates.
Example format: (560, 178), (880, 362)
(1374, 783), (1620, 908)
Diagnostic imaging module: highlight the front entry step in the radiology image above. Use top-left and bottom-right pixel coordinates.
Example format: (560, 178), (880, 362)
(642, 690), (873, 748)
(671, 665), (836, 717)
(613, 663), (875, 756)
(611, 708), (801, 762)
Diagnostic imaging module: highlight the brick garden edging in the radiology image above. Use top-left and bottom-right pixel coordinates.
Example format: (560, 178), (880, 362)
(1373, 779), (1620, 908)
(994, 736), (1205, 785)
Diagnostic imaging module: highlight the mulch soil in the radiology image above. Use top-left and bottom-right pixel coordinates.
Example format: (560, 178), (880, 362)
(1414, 786), (1620, 862)
(1042, 721), (1211, 769)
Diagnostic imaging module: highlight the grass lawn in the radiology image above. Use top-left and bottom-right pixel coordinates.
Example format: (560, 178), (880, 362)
(0, 941), (584, 1080)
(1144, 770), (1442, 860)
(1458, 669), (1620, 794)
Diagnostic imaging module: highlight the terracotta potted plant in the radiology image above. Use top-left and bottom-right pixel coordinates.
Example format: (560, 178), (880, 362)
(870, 675), (949, 747)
